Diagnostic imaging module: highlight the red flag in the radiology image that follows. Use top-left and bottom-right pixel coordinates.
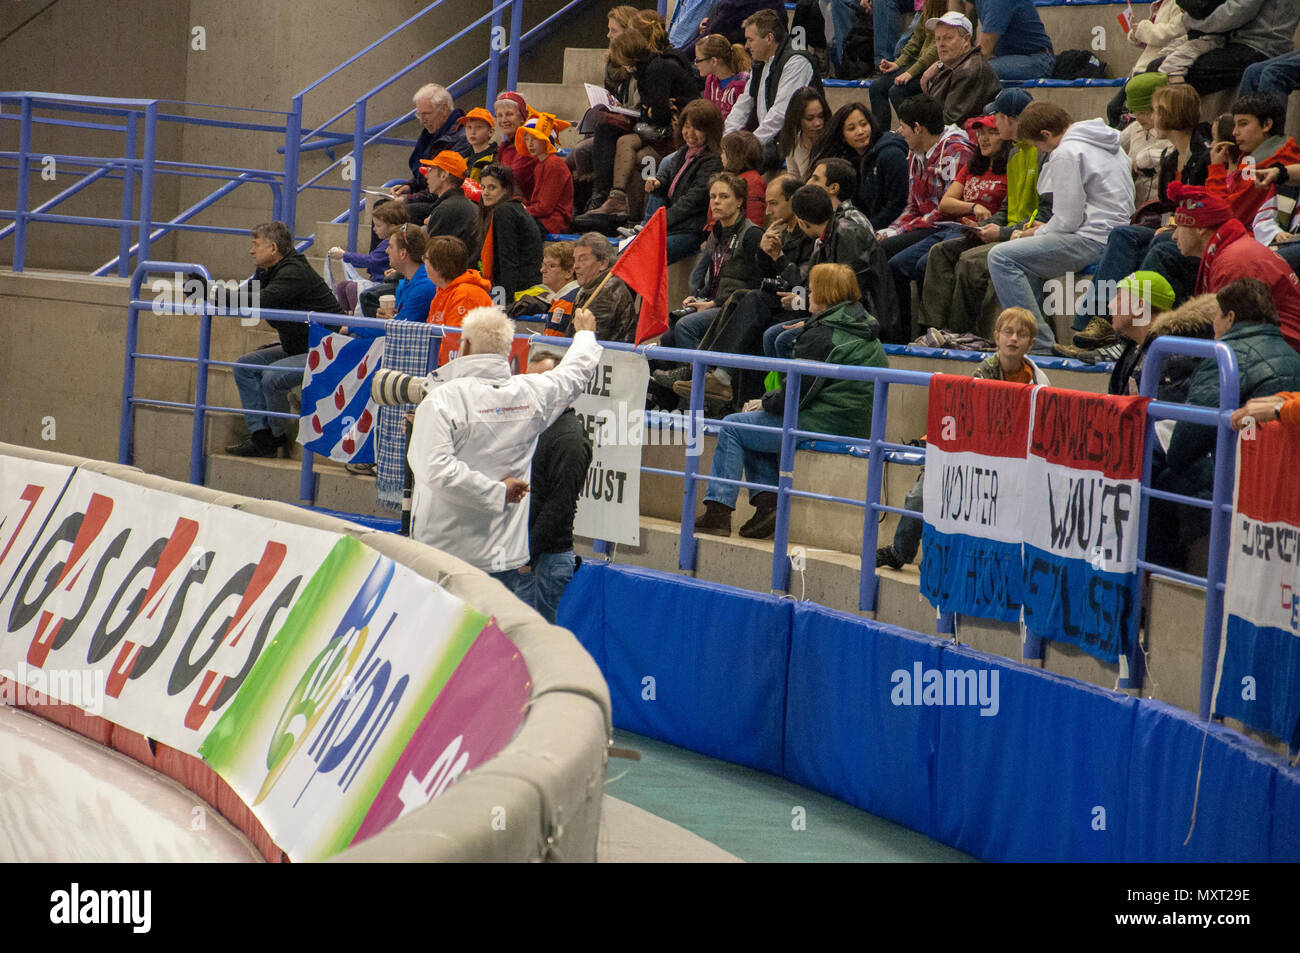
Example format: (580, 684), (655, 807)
(610, 206), (669, 345)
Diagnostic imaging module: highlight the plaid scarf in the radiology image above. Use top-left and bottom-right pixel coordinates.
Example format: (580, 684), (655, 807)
(376, 320), (441, 510)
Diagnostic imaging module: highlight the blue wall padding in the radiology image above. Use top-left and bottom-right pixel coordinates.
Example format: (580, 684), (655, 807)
(565, 561), (1300, 861)
(1124, 701), (1276, 861)
(784, 602), (942, 838)
(933, 645), (1135, 862)
(588, 564), (790, 775)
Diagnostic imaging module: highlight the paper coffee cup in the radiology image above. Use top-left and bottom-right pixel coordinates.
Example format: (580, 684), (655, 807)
(378, 295), (396, 310)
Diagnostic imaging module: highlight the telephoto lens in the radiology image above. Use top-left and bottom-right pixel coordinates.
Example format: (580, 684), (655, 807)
(370, 368), (427, 406)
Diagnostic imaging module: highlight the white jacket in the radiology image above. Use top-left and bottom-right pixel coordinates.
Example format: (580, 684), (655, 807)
(1129, 1), (1188, 74)
(1038, 119), (1135, 247)
(407, 330), (601, 572)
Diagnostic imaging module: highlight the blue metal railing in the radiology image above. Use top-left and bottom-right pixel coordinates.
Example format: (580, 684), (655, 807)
(120, 260), (1244, 721)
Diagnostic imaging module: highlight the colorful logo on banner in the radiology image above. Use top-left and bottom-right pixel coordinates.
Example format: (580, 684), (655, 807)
(1214, 422), (1300, 748)
(298, 327), (382, 463)
(920, 375), (1033, 623)
(199, 535), (531, 861)
(1022, 389), (1148, 662)
(919, 376), (1149, 663)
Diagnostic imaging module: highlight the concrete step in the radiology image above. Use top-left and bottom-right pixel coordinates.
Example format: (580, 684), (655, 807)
(316, 221), (350, 253)
(563, 48), (607, 88)
(205, 452), (393, 518)
(1038, 4), (1139, 77)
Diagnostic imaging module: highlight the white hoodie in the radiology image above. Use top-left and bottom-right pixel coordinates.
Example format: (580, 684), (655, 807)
(1037, 119), (1135, 247)
(407, 329), (601, 573)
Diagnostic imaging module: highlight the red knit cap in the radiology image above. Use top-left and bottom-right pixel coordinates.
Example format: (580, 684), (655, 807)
(1168, 181), (1232, 229)
(495, 91), (527, 115)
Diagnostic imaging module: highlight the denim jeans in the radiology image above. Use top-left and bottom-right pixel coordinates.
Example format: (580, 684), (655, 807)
(664, 307), (718, 351)
(763, 320), (802, 359)
(233, 344), (308, 437)
(989, 49), (1056, 81)
(490, 566), (533, 603)
(496, 552), (576, 624)
(868, 70), (923, 130)
(1089, 224), (1157, 329)
(667, 230), (706, 264)
(987, 232), (1106, 351)
(1240, 51), (1300, 99)
(892, 472), (925, 564)
(873, 0), (903, 64)
(1139, 231), (1200, 304)
(703, 409), (784, 508)
(1275, 241), (1300, 276)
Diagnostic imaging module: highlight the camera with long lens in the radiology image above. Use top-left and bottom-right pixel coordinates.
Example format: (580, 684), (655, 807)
(371, 368), (428, 406)
(760, 277), (790, 296)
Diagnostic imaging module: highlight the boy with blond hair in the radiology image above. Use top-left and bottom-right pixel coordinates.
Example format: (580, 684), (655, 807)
(974, 306), (1050, 383)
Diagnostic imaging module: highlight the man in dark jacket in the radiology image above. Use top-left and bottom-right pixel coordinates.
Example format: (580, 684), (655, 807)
(921, 13), (1002, 127)
(499, 352), (593, 624)
(573, 233), (639, 343)
(228, 221), (344, 457)
(391, 84), (471, 222)
(725, 7), (822, 164)
(418, 150), (482, 264)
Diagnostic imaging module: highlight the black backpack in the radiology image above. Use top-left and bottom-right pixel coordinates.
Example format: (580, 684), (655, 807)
(1052, 50), (1108, 80)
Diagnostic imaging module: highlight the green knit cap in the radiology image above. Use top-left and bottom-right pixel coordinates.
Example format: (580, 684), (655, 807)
(1125, 72), (1168, 113)
(1116, 270), (1175, 311)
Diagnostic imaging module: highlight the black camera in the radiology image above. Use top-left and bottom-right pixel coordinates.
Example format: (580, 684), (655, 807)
(760, 277), (790, 295)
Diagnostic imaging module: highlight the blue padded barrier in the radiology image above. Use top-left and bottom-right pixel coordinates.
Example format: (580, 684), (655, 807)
(933, 644), (1135, 862)
(1123, 700), (1276, 862)
(784, 602), (942, 837)
(561, 561), (1300, 860)
(882, 343), (1112, 373)
(565, 562), (791, 775)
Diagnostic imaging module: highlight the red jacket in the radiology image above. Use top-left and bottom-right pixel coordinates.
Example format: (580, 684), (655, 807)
(427, 269), (495, 365)
(1205, 136), (1300, 234)
(497, 139), (537, 201)
(1197, 218), (1300, 352)
(526, 154), (573, 235)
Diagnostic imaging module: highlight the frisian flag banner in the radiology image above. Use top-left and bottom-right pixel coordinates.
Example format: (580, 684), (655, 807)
(1021, 389), (1149, 663)
(297, 326), (382, 463)
(920, 374), (1033, 623)
(1214, 421), (1300, 747)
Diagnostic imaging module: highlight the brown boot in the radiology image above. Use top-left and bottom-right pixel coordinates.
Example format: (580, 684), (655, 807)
(587, 188), (629, 222)
(694, 500), (733, 537)
(739, 492), (778, 539)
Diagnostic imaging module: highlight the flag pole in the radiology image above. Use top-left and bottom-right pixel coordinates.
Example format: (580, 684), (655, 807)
(580, 267), (617, 311)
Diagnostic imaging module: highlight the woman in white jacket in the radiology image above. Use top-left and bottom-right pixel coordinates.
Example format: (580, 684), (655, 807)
(1106, 1), (1188, 127)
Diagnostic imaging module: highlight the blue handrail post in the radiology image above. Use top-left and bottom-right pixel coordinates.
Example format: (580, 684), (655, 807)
(119, 112), (139, 278)
(858, 377), (891, 612)
(283, 94), (304, 234)
(120, 268), (144, 465)
(678, 359), (707, 572)
(486, 2), (504, 105)
(770, 369), (801, 593)
(13, 96), (33, 272)
(506, 0), (524, 90)
(190, 305), (213, 485)
(658, 0), (667, 17)
(136, 102), (158, 267)
(298, 314), (318, 505)
(347, 100), (366, 252)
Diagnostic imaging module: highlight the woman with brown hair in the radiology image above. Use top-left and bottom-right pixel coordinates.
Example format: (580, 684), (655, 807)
(633, 99), (725, 262)
(476, 163), (543, 303)
(694, 33), (751, 121)
(777, 86), (829, 181)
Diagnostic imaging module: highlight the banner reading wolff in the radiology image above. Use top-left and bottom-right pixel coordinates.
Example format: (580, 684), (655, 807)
(1022, 389), (1148, 663)
(921, 375), (1033, 622)
(1214, 422), (1300, 747)
(566, 346), (649, 546)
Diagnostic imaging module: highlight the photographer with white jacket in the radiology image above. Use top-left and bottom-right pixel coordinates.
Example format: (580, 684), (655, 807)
(407, 306), (600, 586)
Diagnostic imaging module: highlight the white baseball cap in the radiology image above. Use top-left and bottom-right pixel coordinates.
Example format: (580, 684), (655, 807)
(925, 11), (973, 34)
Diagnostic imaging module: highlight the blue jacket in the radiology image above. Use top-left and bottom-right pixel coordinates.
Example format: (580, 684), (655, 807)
(352, 267), (437, 339)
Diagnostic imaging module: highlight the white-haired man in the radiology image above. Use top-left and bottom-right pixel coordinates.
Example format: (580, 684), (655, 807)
(407, 306), (601, 590)
(390, 84), (472, 223)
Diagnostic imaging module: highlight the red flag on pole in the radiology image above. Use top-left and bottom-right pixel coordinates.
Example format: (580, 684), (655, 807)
(610, 206), (670, 345)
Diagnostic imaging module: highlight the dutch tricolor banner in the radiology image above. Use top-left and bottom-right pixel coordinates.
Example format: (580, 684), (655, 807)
(296, 326), (382, 463)
(1021, 389), (1149, 662)
(1214, 422), (1300, 747)
(920, 375), (1033, 623)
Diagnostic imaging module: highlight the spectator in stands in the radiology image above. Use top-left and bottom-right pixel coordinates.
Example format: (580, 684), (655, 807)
(695, 33), (752, 120)
(873, 0), (914, 73)
(987, 102), (1134, 353)
(478, 164), (543, 304)
(877, 304), (1046, 570)
(417, 150), (482, 261)
(916, 87), (1047, 341)
(1165, 0), (1299, 96)
(809, 102), (909, 229)
(518, 242), (584, 336)
(1168, 182), (1300, 351)
(919, 12), (1000, 127)
(494, 91), (537, 199)
(328, 202), (407, 313)
(636, 99), (725, 262)
(227, 222), (344, 458)
(352, 224), (437, 340)
(957, 0), (1055, 81)
(518, 112), (576, 236)
(572, 232), (639, 342)
(1253, 161), (1300, 275)
(725, 7), (822, 166)
(693, 262), (887, 538)
(1231, 391), (1300, 429)
(1120, 74), (1174, 210)
(581, 28), (698, 226)
(1206, 94), (1300, 248)
(869, 0), (949, 131)
(1107, 274), (1214, 399)
(425, 235), (495, 365)
(1084, 82), (1209, 342)
(391, 84), (471, 225)
(1240, 50), (1300, 101)
(1156, 278), (1300, 565)
(721, 130), (767, 225)
(1106, 0), (1187, 128)
(499, 349), (594, 623)
(460, 108), (498, 183)
(777, 86), (830, 181)
(683, 0), (787, 48)
(407, 307), (600, 582)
